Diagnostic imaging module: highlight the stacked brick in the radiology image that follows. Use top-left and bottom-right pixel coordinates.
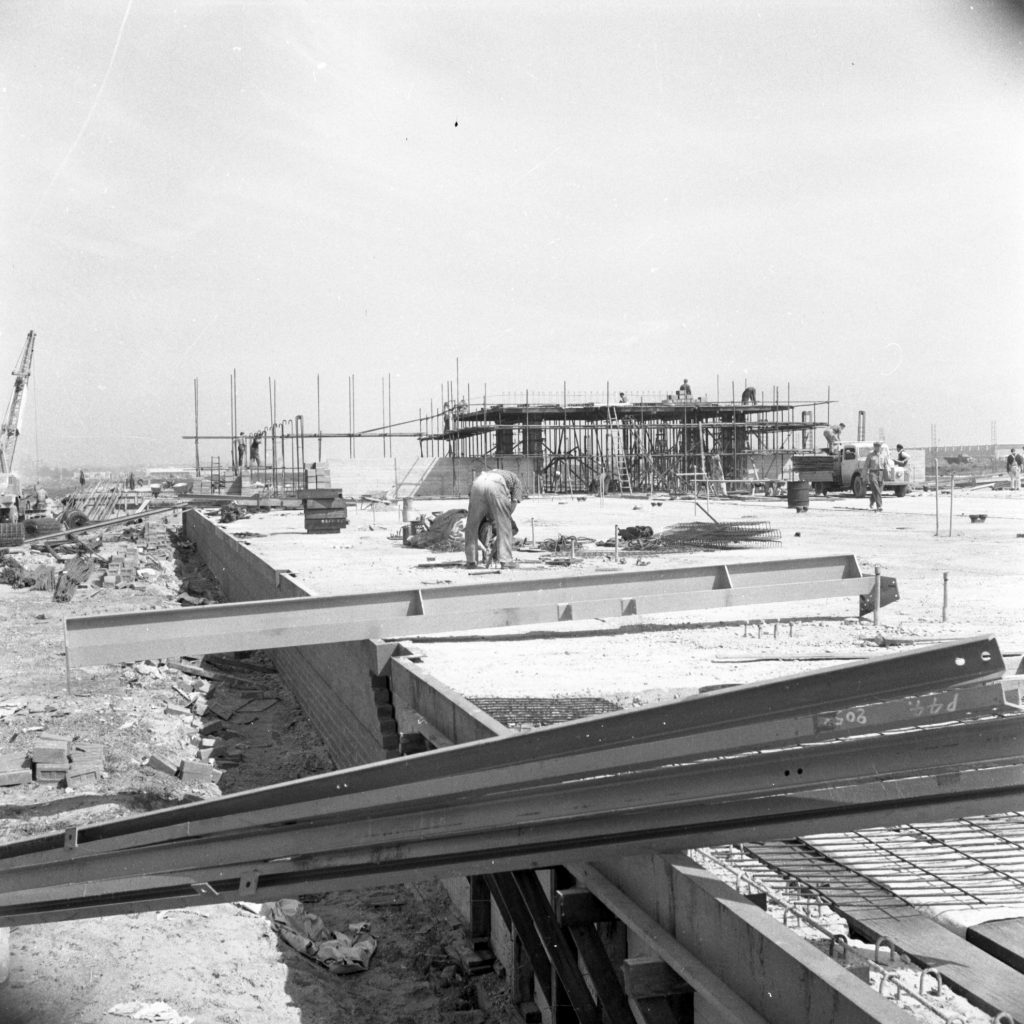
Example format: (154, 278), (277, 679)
(99, 543), (140, 588)
(0, 733), (107, 787)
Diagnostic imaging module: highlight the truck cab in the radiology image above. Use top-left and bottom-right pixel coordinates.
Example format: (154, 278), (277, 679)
(839, 443), (912, 498)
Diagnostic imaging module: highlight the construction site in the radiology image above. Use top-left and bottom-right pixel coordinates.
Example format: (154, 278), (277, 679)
(2, 3), (1022, 1021)
(2, 323), (1024, 1024)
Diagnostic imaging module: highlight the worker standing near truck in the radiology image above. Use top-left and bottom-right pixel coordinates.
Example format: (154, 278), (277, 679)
(465, 468), (525, 569)
(864, 441), (886, 512)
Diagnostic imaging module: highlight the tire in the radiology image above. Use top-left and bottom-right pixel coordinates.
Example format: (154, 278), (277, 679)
(851, 474), (866, 499)
(894, 486), (908, 498)
(61, 509), (90, 529)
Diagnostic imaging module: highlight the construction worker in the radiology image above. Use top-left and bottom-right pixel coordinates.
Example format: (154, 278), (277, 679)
(465, 468), (525, 569)
(865, 441), (886, 512)
(822, 422), (845, 453)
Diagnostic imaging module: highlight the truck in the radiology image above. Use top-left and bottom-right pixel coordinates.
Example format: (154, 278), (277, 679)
(793, 442), (913, 498)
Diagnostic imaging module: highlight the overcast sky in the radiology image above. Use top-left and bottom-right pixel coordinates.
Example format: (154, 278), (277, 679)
(2, 1), (1021, 469)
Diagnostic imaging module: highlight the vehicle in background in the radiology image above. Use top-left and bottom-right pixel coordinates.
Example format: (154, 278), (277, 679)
(793, 442), (913, 498)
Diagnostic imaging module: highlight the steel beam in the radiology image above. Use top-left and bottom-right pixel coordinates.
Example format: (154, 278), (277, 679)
(1, 712), (1022, 922)
(64, 554), (882, 668)
(2, 713), (1022, 899)
(2, 637), (1007, 864)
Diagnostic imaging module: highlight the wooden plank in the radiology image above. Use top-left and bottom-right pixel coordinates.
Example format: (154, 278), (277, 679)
(968, 917), (1024, 974)
(486, 874), (553, 1005)
(511, 871), (602, 1024)
(621, 957), (693, 998)
(567, 922), (635, 1024)
(555, 887), (617, 927)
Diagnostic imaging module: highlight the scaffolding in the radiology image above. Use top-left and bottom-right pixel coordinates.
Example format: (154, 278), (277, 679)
(418, 390), (833, 496)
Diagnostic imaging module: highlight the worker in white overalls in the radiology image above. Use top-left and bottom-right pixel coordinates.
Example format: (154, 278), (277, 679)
(465, 469), (525, 569)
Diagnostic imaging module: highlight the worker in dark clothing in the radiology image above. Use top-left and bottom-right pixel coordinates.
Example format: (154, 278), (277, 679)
(465, 469), (525, 569)
(894, 444), (909, 468)
(249, 434), (261, 468)
(864, 441), (886, 511)
(236, 434), (246, 471)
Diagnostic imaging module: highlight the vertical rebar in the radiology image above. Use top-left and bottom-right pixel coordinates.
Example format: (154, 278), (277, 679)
(942, 571), (949, 622)
(873, 564), (881, 627)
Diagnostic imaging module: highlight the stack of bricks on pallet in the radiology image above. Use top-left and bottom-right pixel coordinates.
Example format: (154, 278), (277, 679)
(102, 543), (139, 587)
(20, 733), (106, 786)
(31, 734), (71, 784)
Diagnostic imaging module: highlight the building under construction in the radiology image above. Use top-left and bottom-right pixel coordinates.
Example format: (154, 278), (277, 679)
(417, 388), (836, 496)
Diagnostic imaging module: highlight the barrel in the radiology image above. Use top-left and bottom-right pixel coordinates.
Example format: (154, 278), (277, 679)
(787, 480), (810, 511)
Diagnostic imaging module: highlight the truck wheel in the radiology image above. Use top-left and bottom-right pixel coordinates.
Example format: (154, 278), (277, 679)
(894, 486), (908, 498)
(851, 474), (866, 499)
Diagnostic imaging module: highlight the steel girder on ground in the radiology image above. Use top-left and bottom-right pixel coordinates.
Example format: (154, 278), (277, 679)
(1, 637), (1022, 928)
(63, 553), (889, 669)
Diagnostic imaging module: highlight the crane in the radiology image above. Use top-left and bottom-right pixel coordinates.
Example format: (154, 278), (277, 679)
(0, 330), (36, 523)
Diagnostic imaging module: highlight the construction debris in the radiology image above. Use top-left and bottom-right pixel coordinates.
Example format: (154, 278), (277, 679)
(264, 899), (378, 975)
(403, 508), (469, 550)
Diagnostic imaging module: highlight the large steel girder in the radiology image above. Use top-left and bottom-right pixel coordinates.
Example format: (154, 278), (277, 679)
(63, 553), (888, 669)
(0, 638), (1022, 928)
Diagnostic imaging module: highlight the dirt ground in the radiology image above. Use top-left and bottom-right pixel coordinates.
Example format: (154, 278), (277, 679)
(0, 515), (519, 1024)
(0, 485), (1022, 1024)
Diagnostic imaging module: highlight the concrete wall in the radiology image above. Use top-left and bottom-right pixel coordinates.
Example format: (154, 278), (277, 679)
(182, 509), (388, 768)
(409, 455), (543, 498)
(321, 458), (398, 499)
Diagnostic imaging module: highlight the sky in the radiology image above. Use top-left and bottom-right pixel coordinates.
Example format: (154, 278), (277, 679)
(1, 1), (1022, 470)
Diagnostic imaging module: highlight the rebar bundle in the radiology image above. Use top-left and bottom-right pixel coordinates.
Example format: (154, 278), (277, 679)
(651, 520), (782, 550)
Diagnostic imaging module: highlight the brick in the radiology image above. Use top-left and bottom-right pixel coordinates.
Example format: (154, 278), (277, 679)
(37, 732), (72, 748)
(0, 769), (33, 787)
(0, 752), (29, 772)
(34, 766), (68, 783)
(66, 766), (101, 785)
(31, 745), (69, 764)
(178, 760), (219, 782)
(143, 753), (181, 776)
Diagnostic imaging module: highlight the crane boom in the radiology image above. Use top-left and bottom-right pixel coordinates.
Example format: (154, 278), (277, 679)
(0, 330), (35, 476)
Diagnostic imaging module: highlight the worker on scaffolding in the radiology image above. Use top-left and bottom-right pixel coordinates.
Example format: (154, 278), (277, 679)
(465, 468), (525, 569)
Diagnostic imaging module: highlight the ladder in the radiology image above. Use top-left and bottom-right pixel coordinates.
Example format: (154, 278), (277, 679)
(614, 455), (632, 495)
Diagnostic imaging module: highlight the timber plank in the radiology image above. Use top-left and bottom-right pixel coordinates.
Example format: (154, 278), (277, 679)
(967, 917), (1024, 974)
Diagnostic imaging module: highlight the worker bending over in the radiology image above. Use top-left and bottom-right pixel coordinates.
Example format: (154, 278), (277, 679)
(465, 469), (525, 569)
